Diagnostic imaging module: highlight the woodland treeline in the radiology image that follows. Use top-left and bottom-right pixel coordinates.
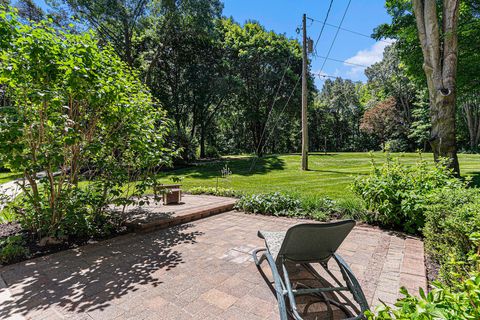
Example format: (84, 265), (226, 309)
(6, 0), (480, 160)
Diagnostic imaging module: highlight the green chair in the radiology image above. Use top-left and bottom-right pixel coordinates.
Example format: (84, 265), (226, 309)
(252, 220), (369, 319)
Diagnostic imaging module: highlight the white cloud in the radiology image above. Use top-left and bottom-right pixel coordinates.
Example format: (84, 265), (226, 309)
(344, 39), (395, 79)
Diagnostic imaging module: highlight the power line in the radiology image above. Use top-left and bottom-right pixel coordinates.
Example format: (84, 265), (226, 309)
(312, 72), (341, 79)
(311, 0), (334, 54)
(254, 55), (293, 157)
(318, 0), (352, 74)
(316, 55), (370, 68)
(308, 16), (395, 45)
(249, 77), (301, 172)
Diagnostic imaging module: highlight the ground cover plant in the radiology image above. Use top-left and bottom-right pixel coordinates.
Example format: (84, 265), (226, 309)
(0, 9), (174, 254)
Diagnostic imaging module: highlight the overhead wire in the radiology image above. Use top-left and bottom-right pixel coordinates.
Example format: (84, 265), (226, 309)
(316, 55), (370, 68)
(312, 0), (334, 54)
(318, 0), (352, 75)
(253, 55), (293, 158)
(308, 16), (395, 45)
(249, 0), (336, 171)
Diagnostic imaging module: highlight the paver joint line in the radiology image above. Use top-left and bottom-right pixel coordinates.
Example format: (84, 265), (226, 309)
(0, 211), (426, 320)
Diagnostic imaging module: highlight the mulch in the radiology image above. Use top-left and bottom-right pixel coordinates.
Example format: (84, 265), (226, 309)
(0, 222), (22, 238)
(0, 221), (127, 266)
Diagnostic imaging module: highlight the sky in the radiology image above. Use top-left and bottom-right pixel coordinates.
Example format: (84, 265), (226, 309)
(32, 0), (392, 90)
(223, 0), (393, 89)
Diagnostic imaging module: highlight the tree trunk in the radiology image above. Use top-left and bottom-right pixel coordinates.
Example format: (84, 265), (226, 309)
(199, 124), (206, 158)
(123, 18), (133, 67)
(461, 98), (480, 150)
(412, 0), (460, 174)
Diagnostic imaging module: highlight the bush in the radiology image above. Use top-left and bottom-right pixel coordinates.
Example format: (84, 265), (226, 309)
(423, 187), (480, 283)
(235, 192), (302, 216)
(205, 146), (221, 159)
(0, 10), (173, 242)
(0, 235), (29, 264)
(352, 154), (464, 233)
(187, 186), (240, 198)
(234, 192), (359, 221)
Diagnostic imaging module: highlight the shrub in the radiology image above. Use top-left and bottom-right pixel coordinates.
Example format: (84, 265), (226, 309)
(187, 186), (240, 198)
(205, 146), (221, 159)
(0, 10), (174, 242)
(0, 235), (29, 264)
(352, 154), (464, 233)
(235, 192), (302, 216)
(234, 192), (357, 221)
(423, 187), (480, 283)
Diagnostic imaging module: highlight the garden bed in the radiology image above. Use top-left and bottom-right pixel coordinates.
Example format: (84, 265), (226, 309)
(0, 221), (128, 266)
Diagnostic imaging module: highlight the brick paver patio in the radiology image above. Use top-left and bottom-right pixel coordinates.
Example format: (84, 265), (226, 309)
(0, 211), (426, 320)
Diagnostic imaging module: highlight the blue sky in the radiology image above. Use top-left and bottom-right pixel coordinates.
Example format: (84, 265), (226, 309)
(223, 0), (393, 89)
(33, 0), (392, 89)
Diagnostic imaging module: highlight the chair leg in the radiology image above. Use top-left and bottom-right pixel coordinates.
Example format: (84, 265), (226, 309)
(252, 248), (289, 320)
(334, 253), (370, 318)
(252, 248), (267, 266)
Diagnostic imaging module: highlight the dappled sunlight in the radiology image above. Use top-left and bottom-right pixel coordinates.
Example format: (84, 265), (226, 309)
(0, 224), (203, 318)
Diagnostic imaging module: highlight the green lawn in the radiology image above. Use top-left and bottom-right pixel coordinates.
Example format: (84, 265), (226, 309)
(0, 171), (22, 184)
(159, 152), (480, 201)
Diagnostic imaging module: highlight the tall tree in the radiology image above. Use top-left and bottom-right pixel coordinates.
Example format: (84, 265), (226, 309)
(142, 0), (224, 159)
(459, 93), (480, 150)
(365, 44), (417, 125)
(412, 0), (460, 173)
(16, 0), (44, 22)
(313, 78), (362, 151)
(360, 97), (403, 150)
(56, 0), (151, 66)
(221, 19), (307, 155)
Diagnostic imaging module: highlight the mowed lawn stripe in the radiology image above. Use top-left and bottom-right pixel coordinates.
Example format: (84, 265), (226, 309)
(159, 152), (480, 200)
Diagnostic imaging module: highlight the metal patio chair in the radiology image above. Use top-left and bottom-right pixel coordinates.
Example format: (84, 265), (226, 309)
(252, 220), (369, 320)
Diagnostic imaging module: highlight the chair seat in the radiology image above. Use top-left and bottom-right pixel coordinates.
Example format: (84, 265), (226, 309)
(258, 231), (286, 261)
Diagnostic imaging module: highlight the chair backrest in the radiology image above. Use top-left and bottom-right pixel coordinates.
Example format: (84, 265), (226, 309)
(277, 220), (355, 263)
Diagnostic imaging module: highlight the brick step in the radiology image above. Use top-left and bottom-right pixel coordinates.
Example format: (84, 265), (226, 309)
(123, 199), (236, 233)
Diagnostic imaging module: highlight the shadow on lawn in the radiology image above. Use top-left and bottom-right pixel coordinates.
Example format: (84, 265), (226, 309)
(0, 224), (202, 319)
(289, 152), (339, 157)
(305, 169), (369, 176)
(178, 155), (286, 179)
(468, 171), (480, 188)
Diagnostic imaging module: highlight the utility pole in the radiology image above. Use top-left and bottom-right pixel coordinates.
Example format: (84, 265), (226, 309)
(301, 13), (309, 170)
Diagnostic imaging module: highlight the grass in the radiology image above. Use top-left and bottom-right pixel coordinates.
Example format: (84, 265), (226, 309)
(0, 171), (22, 184)
(158, 152), (480, 201)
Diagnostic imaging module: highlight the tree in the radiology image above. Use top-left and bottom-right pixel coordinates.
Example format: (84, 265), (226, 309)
(56, 0), (151, 66)
(142, 0), (226, 159)
(16, 0), (44, 22)
(220, 19), (307, 155)
(312, 78), (362, 151)
(365, 44), (417, 125)
(411, 0), (461, 174)
(0, 10), (173, 241)
(374, 0), (480, 171)
(459, 93), (480, 150)
(408, 90), (431, 151)
(360, 97), (402, 150)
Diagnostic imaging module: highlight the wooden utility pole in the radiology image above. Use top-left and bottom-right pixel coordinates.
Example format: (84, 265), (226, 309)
(301, 13), (309, 170)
